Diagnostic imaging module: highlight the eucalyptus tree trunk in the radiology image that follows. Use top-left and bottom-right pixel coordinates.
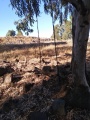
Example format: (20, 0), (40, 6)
(67, 10), (90, 109)
(71, 9), (77, 70)
(72, 11), (90, 89)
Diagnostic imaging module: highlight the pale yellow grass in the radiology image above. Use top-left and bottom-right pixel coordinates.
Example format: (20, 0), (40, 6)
(0, 43), (73, 63)
(0, 39), (74, 63)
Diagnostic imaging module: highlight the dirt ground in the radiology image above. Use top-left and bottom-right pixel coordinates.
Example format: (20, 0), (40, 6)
(0, 37), (90, 120)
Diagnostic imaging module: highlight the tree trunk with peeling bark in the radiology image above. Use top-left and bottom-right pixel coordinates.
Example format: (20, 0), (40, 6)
(72, 10), (90, 88)
(67, 9), (90, 109)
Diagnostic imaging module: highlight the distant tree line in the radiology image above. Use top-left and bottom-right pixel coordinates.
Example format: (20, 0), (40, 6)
(6, 29), (23, 37)
(6, 30), (16, 37)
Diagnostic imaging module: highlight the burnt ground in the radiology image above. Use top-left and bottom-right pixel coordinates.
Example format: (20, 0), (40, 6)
(0, 39), (90, 119)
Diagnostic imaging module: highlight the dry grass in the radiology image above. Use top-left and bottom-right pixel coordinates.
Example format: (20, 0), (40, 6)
(0, 41), (72, 63)
(0, 37), (90, 120)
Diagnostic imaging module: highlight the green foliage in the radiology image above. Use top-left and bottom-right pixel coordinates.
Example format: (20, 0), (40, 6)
(10, 0), (41, 25)
(43, 0), (73, 24)
(6, 30), (16, 37)
(62, 20), (72, 40)
(14, 18), (33, 36)
(43, 0), (61, 23)
(16, 30), (23, 36)
(10, 0), (88, 28)
(51, 24), (61, 40)
(10, 0), (73, 26)
(51, 20), (72, 40)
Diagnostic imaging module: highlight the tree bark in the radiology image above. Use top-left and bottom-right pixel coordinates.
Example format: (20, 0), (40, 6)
(66, 10), (90, 109)
(71, 9), (77, 70)
(72, 11), (90, 88)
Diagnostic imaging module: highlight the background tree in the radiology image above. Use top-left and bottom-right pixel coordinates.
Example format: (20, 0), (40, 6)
(6, 30), (16, 37)
(51, 24), (61, 40)
(16, 30), (23, 36)
(51, 20), (72, 40)
(10, 0), (90, 109)
(62, 20), (72, 39)
(14, 18), (33, 36)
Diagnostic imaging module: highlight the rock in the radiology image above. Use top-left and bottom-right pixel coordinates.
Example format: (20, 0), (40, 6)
(42, 66), (51, 74)
(24, 83), (34, 93)
(3, 73), (12, 84)
(12, 74), (22, 83)
(15, 59), (19, 62)
(27, 111), (48, 120)
(22, 72), (32, 78)
(0, 77), (3, 84)
(0, 66), (14, 76)
(16, 62), (22, 69)
(34, 67), (41, 74)
(49, 99), (66, 116)
(23, 66), (34, 72)
(29, 58), (40, 64)
(19, 56), (26, 63)
(42, 58), (51, 65)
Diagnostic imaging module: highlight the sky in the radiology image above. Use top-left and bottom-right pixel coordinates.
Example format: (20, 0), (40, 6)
(0, 0), (58, 38)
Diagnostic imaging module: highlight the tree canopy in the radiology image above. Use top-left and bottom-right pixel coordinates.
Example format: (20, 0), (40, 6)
(10, 0), (73, 26)
(6, 30), (16, 37)
(14, 18), (33, 36)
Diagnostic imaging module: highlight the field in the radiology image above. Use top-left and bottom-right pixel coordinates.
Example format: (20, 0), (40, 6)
(0, 37), (90, 120)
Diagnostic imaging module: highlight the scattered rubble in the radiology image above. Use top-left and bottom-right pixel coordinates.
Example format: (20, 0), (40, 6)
(0, 39), (90, 120)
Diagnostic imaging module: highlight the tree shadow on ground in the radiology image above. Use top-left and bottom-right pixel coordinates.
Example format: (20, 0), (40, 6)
(0, 62), (71, 120)
(0, 42), (67, 53)
(0, 60), (90, 120)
